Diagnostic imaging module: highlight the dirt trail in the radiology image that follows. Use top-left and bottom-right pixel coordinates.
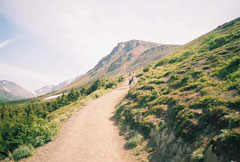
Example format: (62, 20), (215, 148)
(22, 83), (137, 162)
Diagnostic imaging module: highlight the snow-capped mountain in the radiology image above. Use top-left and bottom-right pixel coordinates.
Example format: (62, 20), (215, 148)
(0, 80), (35, 101)
(35, 79), (74, 96)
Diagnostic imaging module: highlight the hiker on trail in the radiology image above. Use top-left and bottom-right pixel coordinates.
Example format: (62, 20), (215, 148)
(129, 76), (134, 87)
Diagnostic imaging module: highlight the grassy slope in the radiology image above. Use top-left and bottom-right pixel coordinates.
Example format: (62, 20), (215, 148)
(115, 18), (240, 162)
(129, 45), (179, 72)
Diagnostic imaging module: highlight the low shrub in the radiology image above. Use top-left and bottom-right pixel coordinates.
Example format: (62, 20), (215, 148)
(160, 86), (171, 95)
(86, 79), (105, 95)
(191, 147), (205, 162)
(149, 80), (165, 85)
(226, 79), (240, 93)
(191, 71), (203, 79)
(138, 85), (155, 91)
(180, 83), (199, 92)
(12, 145), (34, 161)
(170, 76), (189, 89)
(227, 97), (240, 111)
(216, 57), (240, 78)
(29, 120), (57, 147)
(147, 105), (166, 117)
(143, 67), (149, 72)
(200, 106), (229, 129)
(229, 70), (240, 81)
(211, 128), (240, 161)
(136, 73), (143, 77)
(208, 36), (226, 50)
(155, 60), (166, 68)
(190, 96), (225, 109)
(125, 131), (143, 149)
(168, 75), (179, 83)
(105, 82), (116, 89)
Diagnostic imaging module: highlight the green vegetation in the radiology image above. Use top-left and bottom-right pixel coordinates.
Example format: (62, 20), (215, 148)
(12, 145), (34, 161)
(115, 18), (240, 162)
(125, 131), (144, 149)
(0, 78), (120, 160)
(143, 67), (150, 72)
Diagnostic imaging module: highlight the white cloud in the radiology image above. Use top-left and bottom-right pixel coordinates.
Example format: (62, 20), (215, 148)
(2, 0), (239, 54)
(0, 37), (18, 49)
(1, 0), (118, 70)
(0, 62), (65, 91)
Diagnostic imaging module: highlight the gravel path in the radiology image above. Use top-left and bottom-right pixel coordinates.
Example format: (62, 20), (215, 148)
(21, 83), (136, 162)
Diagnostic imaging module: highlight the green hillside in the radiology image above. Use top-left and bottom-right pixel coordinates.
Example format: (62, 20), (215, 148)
(115, 18), (240, 162)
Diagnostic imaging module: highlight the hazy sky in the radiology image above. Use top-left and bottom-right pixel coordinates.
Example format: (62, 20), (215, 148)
(0, 0), (239, 91)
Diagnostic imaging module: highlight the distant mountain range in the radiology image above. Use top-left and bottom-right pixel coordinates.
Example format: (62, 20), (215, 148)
(0, 80), (35, 102)
(34, 74), (83, 96)
(0, 78), (76, 102)
(65, 40), (179, 90)
(35, 79), (74, 96)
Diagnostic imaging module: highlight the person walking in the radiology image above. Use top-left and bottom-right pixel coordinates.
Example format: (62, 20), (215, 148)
(129, 75), (134, 88)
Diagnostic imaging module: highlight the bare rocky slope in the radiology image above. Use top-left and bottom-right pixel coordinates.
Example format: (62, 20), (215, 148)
(63, 40), (179, 91)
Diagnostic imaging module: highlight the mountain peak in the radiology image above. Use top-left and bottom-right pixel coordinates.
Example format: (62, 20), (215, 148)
(110, 40), (160, 56)
(0, 80), (15, 85)
(65, 40), (179, 89)
(117, 39), (161, 48)
(0, 80), (35, 101)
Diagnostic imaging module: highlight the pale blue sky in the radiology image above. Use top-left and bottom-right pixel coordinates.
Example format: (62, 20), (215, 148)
(0, 0), (240, 91)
